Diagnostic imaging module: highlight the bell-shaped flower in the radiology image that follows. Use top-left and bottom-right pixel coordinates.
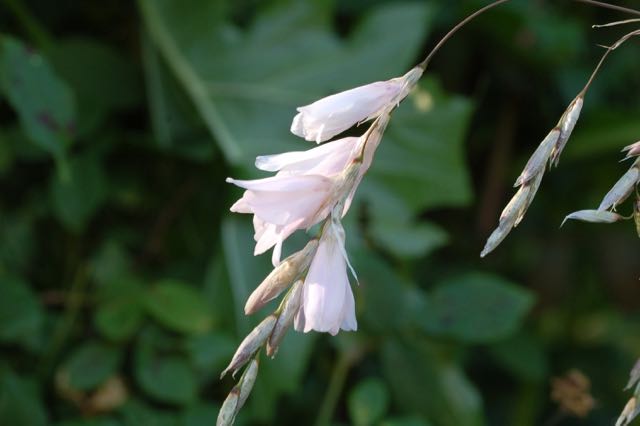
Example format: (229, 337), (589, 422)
(294, 218), (357, 335)
(291, 68), (421, 143)
(227, 174), (334, 265)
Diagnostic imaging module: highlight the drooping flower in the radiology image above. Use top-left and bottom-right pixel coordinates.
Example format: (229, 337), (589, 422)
(227, 174), (334, 265)
(294, 218), (357, 335)
(291, 68), (422, 143)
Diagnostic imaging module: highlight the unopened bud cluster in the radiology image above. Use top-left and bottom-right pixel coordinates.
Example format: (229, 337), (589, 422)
(481, 95), (583, 257)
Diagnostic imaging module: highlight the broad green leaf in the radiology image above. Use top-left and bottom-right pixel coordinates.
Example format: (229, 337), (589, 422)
(370, 219), (448, 258)
(50, 37), (142, 135)
(421, 272), (534, 343)
(49, 153), (108, 232)
(348, 377), (390, 426)
(95, 298), (144, 342)
(140, 0), (434, 164)
(382, 339), (484, 426)
(145, 280), (214, 334)
(141, 34), (213, 160)
(0, 276), (43, 351)
(369, 80), (474, 211)
(134, 329), (198, 405)
(59, 341), (122, 391)
(184, 332), (235, 374)
(0, 367), (48, 426)
(0, 36), (75, 165)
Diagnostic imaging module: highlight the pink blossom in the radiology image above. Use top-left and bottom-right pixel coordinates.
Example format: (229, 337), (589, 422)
(294, 220), (357, 335)
(227, 174), (334, 265)
(291, 68), (421, 143)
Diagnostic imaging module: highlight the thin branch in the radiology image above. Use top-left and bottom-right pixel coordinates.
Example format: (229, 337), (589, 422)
(418, 0), (511, 70)
(573, 0), (640, 17)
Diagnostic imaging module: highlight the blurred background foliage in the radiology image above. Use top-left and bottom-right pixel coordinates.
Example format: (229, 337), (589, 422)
(0, 0), (639, 425)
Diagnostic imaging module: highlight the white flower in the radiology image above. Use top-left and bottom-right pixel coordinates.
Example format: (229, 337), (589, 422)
(291, 68), (421, 143)
(227, 174), (334, 265)
(294, 218), (357, 335)
(228, 132), (375, 265)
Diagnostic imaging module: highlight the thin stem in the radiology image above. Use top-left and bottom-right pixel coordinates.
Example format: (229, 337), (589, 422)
(580, 28), (640, 95)
(572, 0), (640, 17)
(418, 0), (511, 70)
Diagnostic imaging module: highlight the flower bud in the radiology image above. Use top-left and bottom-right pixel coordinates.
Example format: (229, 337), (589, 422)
(514, 129), (559, 187)
(221, 315), (276, 378)
(598, 167), (639, 211)
(217, 388), (239, 426)
(244, 240), (318, 315)
(561, 209), (623, 227)
(550, 96), (583, 167)
(622, 141), (640, 160)
(616, 397), (639, 426)
(237, 358), (259, 411)
(266, 280), (304, 357)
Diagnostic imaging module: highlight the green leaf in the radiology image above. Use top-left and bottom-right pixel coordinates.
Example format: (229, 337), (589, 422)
(487, 333), (548, 382)
(181, 403), (220, 426)
(184, 332), (235, 373)
(145, 280), (214, 334)
(49, 153), (108, 232)
(0, 367), (48, 426)
(120, 399), (180, 426)
(50, 37), (142, 135)
(381, 339), (484, 426)
(369, 79), (474, 212)
(370, 219), (448, 258)
(0, 36), (75, 165)
(134, 329), (198, 405)
(421, 272), (534, 343)
(0, 276), (43, 351)
(140, 0), (434, 164)
(348, 377), (390, 426)
(59, 341), (122, 391)
(95, 298), (144, 342)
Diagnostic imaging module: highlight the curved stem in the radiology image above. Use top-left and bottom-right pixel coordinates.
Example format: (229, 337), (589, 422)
(418, 0), (511, 71)
(573, 0), (640, 17)
(580, 28), (640, 95)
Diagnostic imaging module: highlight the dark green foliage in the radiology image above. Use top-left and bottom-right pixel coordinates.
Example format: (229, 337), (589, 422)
(0, 0), (638, 425)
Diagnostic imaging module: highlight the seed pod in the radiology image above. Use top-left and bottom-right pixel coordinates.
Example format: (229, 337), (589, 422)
(561, 209), (623, 227)
(220, 315), (276, 378)
(514, 129), (559, 187)
(245, 240), (318, 315)
(550, 95), (583, 167)
(267, 280), (304, 357)
(598, 167), (639, 211)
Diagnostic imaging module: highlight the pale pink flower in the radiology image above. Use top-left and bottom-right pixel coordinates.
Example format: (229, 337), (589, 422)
(294, 219), (357, 335)
(227, 174), (334, 265)
(228, 130), (379, 265)
(623, 141), (640, 160)
(291, 68), (421, 143)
